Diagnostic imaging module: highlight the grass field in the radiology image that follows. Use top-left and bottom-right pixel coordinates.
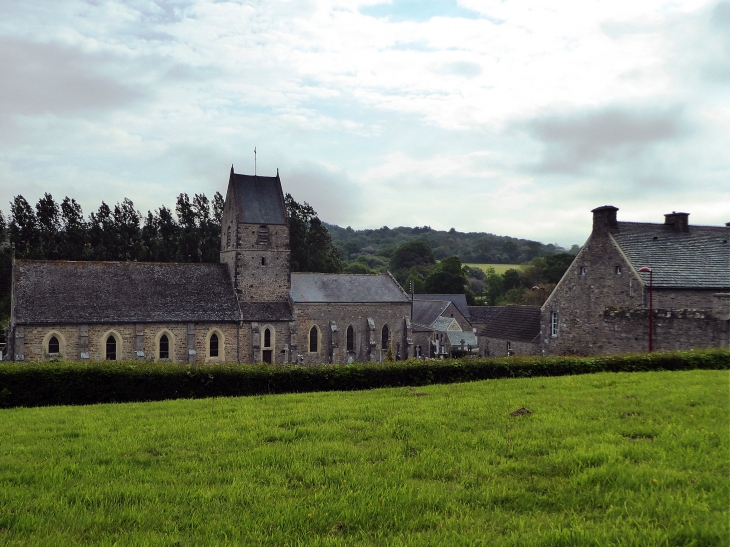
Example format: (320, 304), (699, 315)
(466, 263), (522, 274)
(0, 370), (727, 546)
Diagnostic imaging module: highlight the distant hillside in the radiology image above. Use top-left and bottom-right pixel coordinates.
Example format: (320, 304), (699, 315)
(324, 223), (580, 264)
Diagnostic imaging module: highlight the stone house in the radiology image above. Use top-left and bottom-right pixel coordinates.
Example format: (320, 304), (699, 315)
(6, 167), (412, 364)
(478, 305), (541, 357)
(411, 296), (478, 358)
(540, 206), (729, 355)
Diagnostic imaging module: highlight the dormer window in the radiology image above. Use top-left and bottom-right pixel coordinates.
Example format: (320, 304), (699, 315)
(256, 225), (270, 245)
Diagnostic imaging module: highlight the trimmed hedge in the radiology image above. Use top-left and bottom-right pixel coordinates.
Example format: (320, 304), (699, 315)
(0, 349), (728, 409)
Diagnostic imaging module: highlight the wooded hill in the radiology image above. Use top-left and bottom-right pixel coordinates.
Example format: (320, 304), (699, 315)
(325, 222), (579, 267)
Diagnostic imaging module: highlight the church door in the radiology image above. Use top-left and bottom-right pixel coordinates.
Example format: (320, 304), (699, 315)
(262, 350), (272, 364)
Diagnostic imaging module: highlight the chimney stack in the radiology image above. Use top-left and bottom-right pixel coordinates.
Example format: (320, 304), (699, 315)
(591, 205), (618, 234)
(664, 211), (690, 232)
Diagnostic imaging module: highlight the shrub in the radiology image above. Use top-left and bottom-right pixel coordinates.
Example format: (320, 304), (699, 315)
(0, 349), (727, 409)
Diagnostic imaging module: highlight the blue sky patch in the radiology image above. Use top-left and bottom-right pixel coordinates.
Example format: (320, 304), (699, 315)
(360, 0), (482, 22)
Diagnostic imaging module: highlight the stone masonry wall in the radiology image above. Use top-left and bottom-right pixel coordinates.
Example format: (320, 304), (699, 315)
(292, 302), (412, 364)
(220, 223), (291, 302)
(18, 322), (239, 363)
(481, 336), (540, 358)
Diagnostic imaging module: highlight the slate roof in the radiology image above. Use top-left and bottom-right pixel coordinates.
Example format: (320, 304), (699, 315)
(239, 301), (293, 322)
(229, 171), (288, 225)
(415, 294), (470, 319)
(468, 306), (503, 325)
(446, 330), (478, 347)
(13, 260), (240, 324)
(412, 299), (450, 327)
(290, 273), (411, 303)
(612, 222), (729, 289)
(431, 316), (459, 332)
(479, 305), (541, 343)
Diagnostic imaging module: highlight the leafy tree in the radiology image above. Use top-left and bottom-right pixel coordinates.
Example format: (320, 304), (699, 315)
(35, 193), (61, 259)
(389, 240), (435, 271)
(424, 256), (468, 294)
(60, 197), (87, 260)
(114, 199), (142, 261)
(543, 253), (576, 284)
(482, 267), (504, 306)
(344, 262), (375, 274)
(502, 268), (524, 291)
(9, 195), (39, 257)
(285, 193), (342, 273)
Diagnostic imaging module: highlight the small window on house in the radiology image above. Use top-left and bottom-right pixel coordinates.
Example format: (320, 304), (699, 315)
(256, 225), (270, 245)
(551, 312), (559, 337)
(159, 334), (169, 359)
(615, 265), (622, 275)
(210, 333), (219, 357)
(381, 325), (389, 350)
(261, 257), (266, 266)
(309, 327), (318, 352)
(106, 336), (117, 360)
(264, 328), (271, 348)
(507, 341), (512, 352)
(346, 326), (354, 352)
(579, 266), (587, 276)
(48, 335), (59, 354)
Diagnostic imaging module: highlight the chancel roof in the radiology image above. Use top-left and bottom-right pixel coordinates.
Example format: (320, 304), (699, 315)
(229, 170), (287, 225)
(612, 222), (729, 289)
(290, 273), (410, 303)
(13, 260), (240, 324)
(412, 299), (450, 327)
(414, 294), (470, 319)
(479, 305), (541, 343)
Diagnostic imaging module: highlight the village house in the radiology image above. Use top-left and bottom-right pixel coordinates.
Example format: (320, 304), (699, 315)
(540, 206), (730, 355)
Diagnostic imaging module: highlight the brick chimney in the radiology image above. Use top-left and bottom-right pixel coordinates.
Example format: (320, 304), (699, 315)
(664, 211), (690, 232)
(591, 205), (618, 234)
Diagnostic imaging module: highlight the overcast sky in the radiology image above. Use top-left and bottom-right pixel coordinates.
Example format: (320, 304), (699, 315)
(1, 0), (728, 247)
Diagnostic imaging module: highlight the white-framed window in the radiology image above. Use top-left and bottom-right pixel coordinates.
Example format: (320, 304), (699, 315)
(506, 341), (512, 353)
(551, 312), (559, 337)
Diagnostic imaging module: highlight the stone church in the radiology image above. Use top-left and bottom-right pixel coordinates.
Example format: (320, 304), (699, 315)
(6, 167), (413, 364)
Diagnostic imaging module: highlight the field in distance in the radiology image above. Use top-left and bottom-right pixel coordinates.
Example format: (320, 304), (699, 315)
(1, 370), (727, 546)
(466, 263), (522, 274)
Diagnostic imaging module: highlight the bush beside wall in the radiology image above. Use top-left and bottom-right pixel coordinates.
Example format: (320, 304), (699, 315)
(1, 350), (728, 409)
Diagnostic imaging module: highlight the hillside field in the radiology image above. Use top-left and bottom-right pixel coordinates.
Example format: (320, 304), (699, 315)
(466, 263), (522, 274)
(0, 370), (727, 546)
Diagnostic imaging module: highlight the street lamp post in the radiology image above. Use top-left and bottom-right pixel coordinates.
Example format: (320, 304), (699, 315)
(639, 267), (653, 353)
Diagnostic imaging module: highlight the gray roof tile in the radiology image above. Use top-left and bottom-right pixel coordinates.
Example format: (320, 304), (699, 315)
(230, 173), (287, 225)
(14, 260), (240, 324)
(468, 306), (502, 325)
(446, 331), (478, 347)
(412, 299), (450, 326)
(415, 294), (470, 318)
(290, 273), (410, 303)
(612, 222), (729, 289)
(479, 305), (541, 343)
(239, 302), (293, 322)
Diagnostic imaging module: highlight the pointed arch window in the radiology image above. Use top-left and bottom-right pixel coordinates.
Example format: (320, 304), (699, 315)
(210, 333), (219, 358)
(346, 326), (355, 352)
(264, 328), (271, 348)
(381, 325), (389, 350)
(159, 334), (169, 359)
(309, 326), (318, 353)
(106, 335), (117, 360)
(48, 336), (59, 354)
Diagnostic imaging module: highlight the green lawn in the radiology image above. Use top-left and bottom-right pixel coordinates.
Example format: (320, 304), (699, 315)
(466, 263), (522, 274)
(0, 370), (727, 546)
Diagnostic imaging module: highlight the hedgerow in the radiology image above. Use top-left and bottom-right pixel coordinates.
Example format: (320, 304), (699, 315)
(0, 349), (727, 408)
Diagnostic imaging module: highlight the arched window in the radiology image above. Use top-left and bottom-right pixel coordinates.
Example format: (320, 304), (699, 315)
(210, 333), (219, 357)
(159, 334), (169, 359)
(264, 328), (271, 348)
(346, 326), (354, 352)
(48, 335), (59, 354)
(309, 326), (318, 353)
(106, 335), (117, 360)
(381, 325), (389, 350)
